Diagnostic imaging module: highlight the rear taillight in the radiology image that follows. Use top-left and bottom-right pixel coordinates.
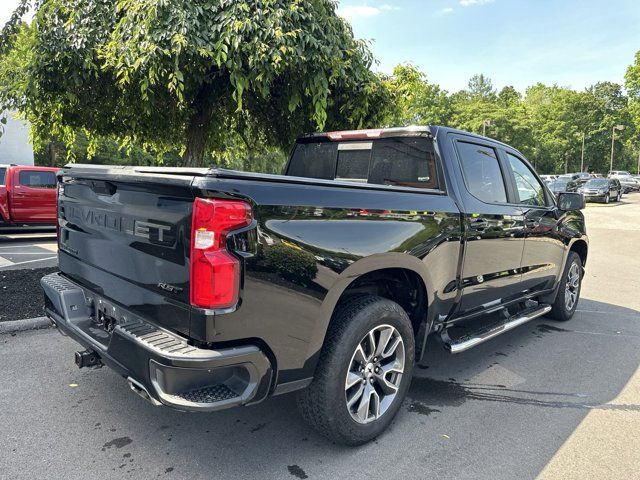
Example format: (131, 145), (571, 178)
(190, 197), (252, 309)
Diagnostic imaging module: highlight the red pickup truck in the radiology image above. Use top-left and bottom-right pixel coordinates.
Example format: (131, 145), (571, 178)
(0, 164), (58, 226)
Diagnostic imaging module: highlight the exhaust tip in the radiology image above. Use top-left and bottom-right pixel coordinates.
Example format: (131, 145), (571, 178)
(127, 377), (162, 406)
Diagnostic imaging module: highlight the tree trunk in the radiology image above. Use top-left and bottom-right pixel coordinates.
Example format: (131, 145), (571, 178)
(183, 83), (216, 167)
(46, 141), (57, 166)
(237, 129), (254, 172)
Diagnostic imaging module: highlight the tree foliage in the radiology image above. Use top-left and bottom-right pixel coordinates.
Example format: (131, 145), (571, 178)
(1, 5), (639, 175)
(0, 0), (385, 166)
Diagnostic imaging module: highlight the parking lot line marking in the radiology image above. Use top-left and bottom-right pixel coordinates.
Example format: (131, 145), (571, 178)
(0, 252), (56, 255)
(35, 244), (58, 252)
(0, 256), (13, 267)
(0, 234), (56, 240)
(0, 256), (56, 269)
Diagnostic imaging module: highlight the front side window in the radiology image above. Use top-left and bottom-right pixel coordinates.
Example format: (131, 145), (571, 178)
(18, 170), (56, 188)
(0, 167), (6, 186)
(456, 141), (507, 203)
(506, 153), (546, 206)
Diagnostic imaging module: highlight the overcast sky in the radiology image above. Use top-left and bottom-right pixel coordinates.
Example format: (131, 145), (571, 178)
(2, 0), (639, 94)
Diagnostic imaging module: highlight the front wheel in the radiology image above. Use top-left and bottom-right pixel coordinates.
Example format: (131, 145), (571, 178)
(297, 295), (415, 445)
(604, 194), (610, 204)
(549, 251), (582, 321)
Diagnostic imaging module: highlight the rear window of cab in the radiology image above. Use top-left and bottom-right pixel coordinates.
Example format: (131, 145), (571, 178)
(287, 137), (438, 190)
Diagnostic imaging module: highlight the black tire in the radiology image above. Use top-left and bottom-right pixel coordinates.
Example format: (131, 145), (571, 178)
(549, 251), (582, 321)
(604, 194), (610, 204)
(297, 295), (415, 445)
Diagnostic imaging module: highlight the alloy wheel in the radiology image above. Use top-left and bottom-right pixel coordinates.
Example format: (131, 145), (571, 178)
(565, 262), (580, 312)
(344, 325), (405, 424)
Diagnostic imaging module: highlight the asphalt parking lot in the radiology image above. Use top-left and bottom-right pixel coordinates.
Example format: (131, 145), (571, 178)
(1, 197), (639, 480)
(0, 227), (57, 270)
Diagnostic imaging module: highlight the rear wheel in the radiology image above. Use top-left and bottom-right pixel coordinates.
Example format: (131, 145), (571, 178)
(549, 251), (582, 321)
(297, 295), (415, 445)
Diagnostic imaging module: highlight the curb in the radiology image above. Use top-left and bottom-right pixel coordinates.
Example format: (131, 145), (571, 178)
(0, 316), (52, 334)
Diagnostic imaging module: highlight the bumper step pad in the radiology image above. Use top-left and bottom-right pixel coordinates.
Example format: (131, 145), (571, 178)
(174, 385), (238, 404)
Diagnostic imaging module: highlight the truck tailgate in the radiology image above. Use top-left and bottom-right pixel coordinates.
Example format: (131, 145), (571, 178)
(57, 168), (198, 336)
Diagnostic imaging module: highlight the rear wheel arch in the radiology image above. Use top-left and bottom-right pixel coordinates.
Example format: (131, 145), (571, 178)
(306, 254), (433, 374)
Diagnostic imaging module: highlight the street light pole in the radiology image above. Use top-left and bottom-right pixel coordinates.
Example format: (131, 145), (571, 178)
(482, 119), (492, 137)
(575, 132), (586, 172)
(610, 124), (625, 173)
(580, 133), (585, 172)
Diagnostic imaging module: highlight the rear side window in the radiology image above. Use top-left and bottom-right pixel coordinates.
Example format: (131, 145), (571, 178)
(18, 170), (56, 188)
(287, 136), (437, 189)
(287, 142), (337, 180)
(456, 141), (507, 203)
(0, 167), (6, 185)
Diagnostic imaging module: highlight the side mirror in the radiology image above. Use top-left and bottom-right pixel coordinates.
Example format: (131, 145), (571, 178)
(557, 192), (585, 210)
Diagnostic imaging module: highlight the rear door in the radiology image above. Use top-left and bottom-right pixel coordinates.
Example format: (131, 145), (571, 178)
(10, 169), (57, 223)
(451, 136), (526, 315)
(501, 150), (565, 296)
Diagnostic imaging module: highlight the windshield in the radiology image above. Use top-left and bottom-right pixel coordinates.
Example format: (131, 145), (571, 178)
(584, 179), (607, 187)
(0, 167), (6, 186)
(550, 180), (568, 189)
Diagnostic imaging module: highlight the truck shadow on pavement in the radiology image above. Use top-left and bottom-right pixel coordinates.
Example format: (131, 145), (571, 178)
(5, 297), (639, 480)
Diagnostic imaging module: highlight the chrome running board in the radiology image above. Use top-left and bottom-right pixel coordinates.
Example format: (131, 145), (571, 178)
(442, 304), (552, 354)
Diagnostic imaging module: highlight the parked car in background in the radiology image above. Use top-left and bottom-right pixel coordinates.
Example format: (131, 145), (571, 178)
(41, 125), (587, 446)
(547, 178), (577, 196)
(579, 178), (622, 203)
(609, 171), (640, 193)
(540, 174), (557, 183)
(0, 164), (58, 226)
(552, 176), (580, 193)
(570, 172), (593, 189)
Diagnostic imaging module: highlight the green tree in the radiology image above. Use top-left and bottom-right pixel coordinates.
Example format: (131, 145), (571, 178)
(624, 51), (640, 131)
(466, 73), (496, 102)
(381, 64), (451, 126)
(1, 0), (384, 166)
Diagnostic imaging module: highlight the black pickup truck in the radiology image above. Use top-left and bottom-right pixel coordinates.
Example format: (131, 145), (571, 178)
(41, 126), (587, 445)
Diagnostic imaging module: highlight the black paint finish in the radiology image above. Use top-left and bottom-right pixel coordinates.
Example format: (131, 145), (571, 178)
(51, 126), (587, 397)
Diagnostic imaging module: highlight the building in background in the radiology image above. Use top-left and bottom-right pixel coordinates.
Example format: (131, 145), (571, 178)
(0, 113), (34, 165)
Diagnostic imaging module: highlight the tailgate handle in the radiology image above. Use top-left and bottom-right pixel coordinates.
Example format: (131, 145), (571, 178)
(90, 181), (117, 196)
